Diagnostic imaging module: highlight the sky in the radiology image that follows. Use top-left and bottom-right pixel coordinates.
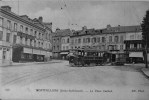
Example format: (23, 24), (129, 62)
(1, 0), (149, 31)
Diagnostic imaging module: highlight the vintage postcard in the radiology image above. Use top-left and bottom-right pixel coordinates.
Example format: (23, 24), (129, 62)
(0, 0), (149, 100)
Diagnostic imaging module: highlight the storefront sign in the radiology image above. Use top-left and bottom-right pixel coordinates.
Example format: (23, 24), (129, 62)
(23, 47), (32, 54)
(129, 52), (143, 57)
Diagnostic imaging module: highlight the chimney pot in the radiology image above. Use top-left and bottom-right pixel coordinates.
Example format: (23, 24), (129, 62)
(1, 6), (11, 12)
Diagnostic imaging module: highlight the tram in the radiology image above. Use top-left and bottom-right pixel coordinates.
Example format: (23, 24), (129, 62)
(68, 49), (108, 66)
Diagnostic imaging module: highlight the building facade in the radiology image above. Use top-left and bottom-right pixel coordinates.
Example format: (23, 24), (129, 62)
(124, 26), (143, 63)
(70, 25), (142, 62)
(0, 6), (52, 66)
(52, 29), (71, 59)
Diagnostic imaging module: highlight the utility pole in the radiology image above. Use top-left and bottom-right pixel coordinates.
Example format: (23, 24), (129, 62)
(145, 32), (148, 68)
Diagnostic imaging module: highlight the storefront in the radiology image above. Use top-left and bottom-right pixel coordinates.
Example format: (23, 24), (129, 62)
(128, 52), (144, 63)
(12, 45), (49, 62)
(60, 51), (69, 60)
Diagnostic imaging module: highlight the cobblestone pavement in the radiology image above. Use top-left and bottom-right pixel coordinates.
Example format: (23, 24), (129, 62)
(0, 61), (149, 100)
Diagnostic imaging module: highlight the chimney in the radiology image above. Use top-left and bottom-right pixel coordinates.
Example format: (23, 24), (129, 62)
(20, 15), (28, 19)
(1, 6), (11, 12)
(38, 16), (43, 23)
(107, 24), (111, 30)
(82, 26), (87, 31)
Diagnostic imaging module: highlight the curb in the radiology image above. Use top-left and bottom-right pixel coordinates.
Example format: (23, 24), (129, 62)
(0, 61), (62, 67)
(140, 68), (149, 79)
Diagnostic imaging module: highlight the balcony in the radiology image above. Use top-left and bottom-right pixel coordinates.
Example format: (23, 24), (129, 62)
(17, 31), (35, 40)
(124, 48), (144, 52)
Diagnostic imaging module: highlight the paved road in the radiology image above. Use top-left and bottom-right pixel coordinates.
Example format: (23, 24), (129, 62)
(0, 61), (149, 100)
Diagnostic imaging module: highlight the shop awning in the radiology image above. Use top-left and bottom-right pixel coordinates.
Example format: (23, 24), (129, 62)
(129, 52), (143, 57)
(60, 52), (69, 55)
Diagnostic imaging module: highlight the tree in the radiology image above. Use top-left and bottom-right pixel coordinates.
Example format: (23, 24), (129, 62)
(141, 10), (149, 68)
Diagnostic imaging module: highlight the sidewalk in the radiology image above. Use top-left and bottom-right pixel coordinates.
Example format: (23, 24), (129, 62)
(141, 67), (149, 78)
(2, 60), (63, 67)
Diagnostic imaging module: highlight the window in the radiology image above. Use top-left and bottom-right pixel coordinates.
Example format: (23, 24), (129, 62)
(71, 39), (74, 44)
(130, 44), (134, 49)
(120, 36), (124, 43)
(115, 45), (118, 50)
(114, 36), (119, 43)
(34, 31), (37, 37)
(67, 38), (69, 43)
(130, 35), (134, 40)
(20, 25), (23, 32)
(30, 29), (33, 35)
(87, 38), (90, 43)
(63, 46), (65, 50)
(38, 42), (40, 47)
(62, 39), (65, 43)
(57, 46), (59, 50)
(30, 40), (32, 46)
(120, 45), (123, 50)
(25, 38), (28, 45)
(14, 23), (17, 31)
(66, 46), (68, 50)
(97, 37), (100, 43)
(0, 17), (4, 26)
(3, 51), (6, 59)
(20, 37), (23, 44)
(53, 46), (55, 50)
(75, 39), (77, 44)
(78, 38), (81, 43)
(7, 20), (11, 29)
(92, 37), (96, 43)
(0, 31), (3, 40)
(13, 35), (17, 43)
(34, 40), (36, 47)
(83, 38), (86, 43)
(109, 36), (112, 42)
(102, 37), (105, 43)
(6, 33), (10, 42)
(25, 27), (28, 34)
(39, 33), (41, 39)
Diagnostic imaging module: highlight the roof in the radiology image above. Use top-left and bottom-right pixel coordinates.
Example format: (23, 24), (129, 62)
(52, 29), (72, 37)
(70, 25), (141, 37)
(103, 25), (141, 33)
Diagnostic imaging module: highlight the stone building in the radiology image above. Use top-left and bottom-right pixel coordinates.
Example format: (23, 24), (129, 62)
(52, 28), (71, 59)
(124, 25), (143, 63)
(0, 6), (52, 66)
(60, 29), (72, 60)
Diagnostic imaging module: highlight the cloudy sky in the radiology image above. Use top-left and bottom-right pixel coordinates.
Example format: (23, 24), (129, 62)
(1, 0), (149, 31)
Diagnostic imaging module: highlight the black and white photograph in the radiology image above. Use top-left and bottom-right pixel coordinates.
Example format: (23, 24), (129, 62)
(0, 0), (149, 100)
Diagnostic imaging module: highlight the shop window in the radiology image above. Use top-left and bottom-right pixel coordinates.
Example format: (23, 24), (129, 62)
(21, 53), (25, 59)
(3, 50), (6, 60)
(29, 54), (32, 59)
